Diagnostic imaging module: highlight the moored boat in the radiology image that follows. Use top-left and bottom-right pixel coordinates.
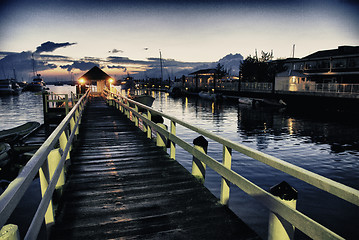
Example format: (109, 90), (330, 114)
(238, 97), (253, 105)
(26, 74), (47, 92)
(130, 95), (155, 107)
(0, 79), (22, 95)
(0, 122), (41, 145)
(0, 143), (11, 168)
(199, 91), (220, 101)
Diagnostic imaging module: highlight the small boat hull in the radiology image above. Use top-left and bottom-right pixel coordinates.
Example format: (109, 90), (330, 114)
(0, 143), (11, 168)
(131, 95), (155, 107)
(238, 97), (253, 105)
(0, 122), (41, 144)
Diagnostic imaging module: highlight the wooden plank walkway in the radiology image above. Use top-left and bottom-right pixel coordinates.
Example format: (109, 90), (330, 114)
(49, 97), (260, 240)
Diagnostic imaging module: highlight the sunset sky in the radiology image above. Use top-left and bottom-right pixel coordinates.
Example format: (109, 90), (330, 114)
(0, 0), (358, 82)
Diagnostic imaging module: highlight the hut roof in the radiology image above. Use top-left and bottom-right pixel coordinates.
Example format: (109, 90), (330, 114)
(189, 69), (216, 75)
(80, 66), (112, 81)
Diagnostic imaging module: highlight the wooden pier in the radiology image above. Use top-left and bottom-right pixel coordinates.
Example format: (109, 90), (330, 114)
(49, 97), (259, 239)
(2, 87), (358, 240)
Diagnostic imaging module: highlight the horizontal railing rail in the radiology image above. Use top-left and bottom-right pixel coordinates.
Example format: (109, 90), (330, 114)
(104, 87), (359, 240)
(0, 89), (90, 239)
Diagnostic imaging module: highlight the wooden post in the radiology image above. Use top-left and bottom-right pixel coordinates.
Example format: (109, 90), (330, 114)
(192, 136), (208, 184)
(220, 145), (232, 205)
(59, 131), (70, 161)
(156, 123), (168, 151)
(0, 224), (20, 240)
(65, 94), (69, 115)
(39, 154), (55, 226)
(147, 110), (152, 139)
(170, 121), (176, 160)
(268, 181), (297, 240)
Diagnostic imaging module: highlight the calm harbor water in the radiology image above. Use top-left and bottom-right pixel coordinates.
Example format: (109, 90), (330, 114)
(1, 86), (359, 239)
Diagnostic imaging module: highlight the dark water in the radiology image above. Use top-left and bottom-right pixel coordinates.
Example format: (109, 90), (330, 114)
(150, 91), (359, 239)
(1, 87), (358, 239)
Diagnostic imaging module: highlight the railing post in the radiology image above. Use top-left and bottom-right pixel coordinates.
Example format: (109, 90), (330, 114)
(156, 123), (168, 151)
(220, 145), (232, 205)
(134, 105), (139, 126)
(39, 154), (55, 226)
(170, 121), (176, 160)
(147, 110), (152, 139)
(59, 131), (70, 161)
(65, 94), (69, 115)
(0, 224), (20, 240)
(192, 136), (208, 184)
(268, 181), (298, 240)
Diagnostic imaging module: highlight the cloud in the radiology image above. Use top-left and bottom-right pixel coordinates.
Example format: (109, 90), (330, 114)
(108, 49), (124, 54)
(60, 61), (99, 71)
(107, 65), (127, 72)
(107, 56), (149, 65)
(35, 41), (77, 53)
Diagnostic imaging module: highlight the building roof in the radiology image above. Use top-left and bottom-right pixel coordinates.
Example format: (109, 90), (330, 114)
(80, 66), (112, 81)
(303, 46), (359, 59)
(189, 68), (217, 75)
(276, 70), (307, 78)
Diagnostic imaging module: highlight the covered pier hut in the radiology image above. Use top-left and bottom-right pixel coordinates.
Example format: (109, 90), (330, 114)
(78, 66), (114, 95)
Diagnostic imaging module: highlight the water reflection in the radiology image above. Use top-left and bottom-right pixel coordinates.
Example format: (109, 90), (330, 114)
(151, 92), (359, 239)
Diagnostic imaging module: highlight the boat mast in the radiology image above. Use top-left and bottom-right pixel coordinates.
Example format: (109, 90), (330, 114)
(292, 44), (295, 58)
(31, 53), (37, 77)
(159, 50), (163, 83)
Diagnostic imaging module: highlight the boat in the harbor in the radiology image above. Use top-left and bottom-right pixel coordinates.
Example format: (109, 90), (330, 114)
(129, 94), (155, 107)
(0, 79), (22, 95)
(0, 143), (11, 168)
(260, 98), (287, 107)
(26, 74), (47, 92)
(238, 97), (253, 105)
(0, 122), (41, 145)
(199, 91), (221, 101)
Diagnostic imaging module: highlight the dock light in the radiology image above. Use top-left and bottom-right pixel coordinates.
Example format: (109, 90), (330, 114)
(109, 78), (114, 84)
(79, 78), (85, 85)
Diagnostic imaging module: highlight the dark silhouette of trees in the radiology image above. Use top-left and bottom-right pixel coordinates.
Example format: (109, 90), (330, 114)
(239, 51), (287, 92)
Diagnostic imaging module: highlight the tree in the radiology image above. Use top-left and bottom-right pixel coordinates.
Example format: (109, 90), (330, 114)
(239, 51), (281, 83)
(214, 63), (226, 90)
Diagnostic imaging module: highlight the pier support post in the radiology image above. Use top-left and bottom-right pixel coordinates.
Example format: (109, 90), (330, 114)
(268, 181), (297, 240)
(220, 145), (232, 205)
(192, 136), (208, 184)
(0, 224), (20, 240)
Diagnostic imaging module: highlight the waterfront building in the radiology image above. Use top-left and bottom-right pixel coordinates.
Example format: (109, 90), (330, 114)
(276, 46), (359, 95)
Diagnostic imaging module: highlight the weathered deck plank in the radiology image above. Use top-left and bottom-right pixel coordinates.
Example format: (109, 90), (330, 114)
(50, 97), (260, 240)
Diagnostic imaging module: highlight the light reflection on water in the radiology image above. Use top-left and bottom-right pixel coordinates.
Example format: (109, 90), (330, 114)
(151, 91), (359, 240)
(1, 87), (358, 239)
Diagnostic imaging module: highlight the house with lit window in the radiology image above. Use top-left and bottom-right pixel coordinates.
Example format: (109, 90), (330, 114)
(275, 46), (359, 95)
(185, 69), (217, 91)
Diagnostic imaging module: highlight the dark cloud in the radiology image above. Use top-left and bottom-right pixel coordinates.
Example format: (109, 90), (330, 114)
(108, 49), (124, 54)
(107, 56), (149, 65)
(60, 61), (99, 71)
(107, 65), (127, 72)
(35, 41), (77, 53)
